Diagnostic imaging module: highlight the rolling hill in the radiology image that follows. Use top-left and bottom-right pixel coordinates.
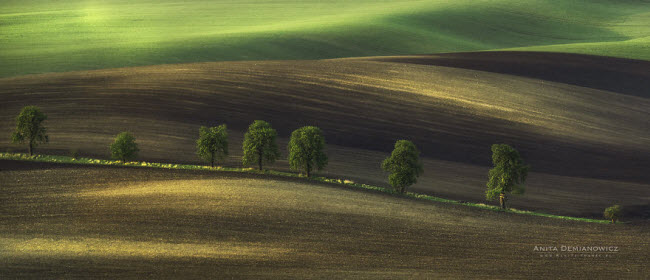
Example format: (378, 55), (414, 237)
(1, 0), (650, 77)
(3, 1), (649, 277)
(1, 161), (648, 278)
(1, 52), (648, 218)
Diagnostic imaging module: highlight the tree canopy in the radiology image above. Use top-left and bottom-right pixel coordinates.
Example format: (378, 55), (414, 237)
(242, 120), (280, 170)
(288, 126), (327, 177)
(381, 140), (423, 194)
(196, 125), (229, 167)
(110, 132), (139, 163)
(486, 144), (529, 209)
(603, 205), (622, 224)
(11, 106), (49, 156)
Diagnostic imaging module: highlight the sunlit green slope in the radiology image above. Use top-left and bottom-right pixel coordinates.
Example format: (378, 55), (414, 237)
(1, 0), (649, 77)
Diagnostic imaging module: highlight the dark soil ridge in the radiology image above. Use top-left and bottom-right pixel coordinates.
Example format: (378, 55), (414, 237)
(367, 51), (650, 98)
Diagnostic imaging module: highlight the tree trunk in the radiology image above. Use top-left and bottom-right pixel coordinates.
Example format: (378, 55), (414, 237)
(258, 149), (263, 170)
(28, 142), (33, 156)
(306, 161), (312, 177)
(499, 193), (506, 209)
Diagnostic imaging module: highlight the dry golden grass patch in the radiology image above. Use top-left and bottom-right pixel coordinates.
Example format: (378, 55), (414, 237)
(79, 178), (450, 222)
(0, 237), (290, 260)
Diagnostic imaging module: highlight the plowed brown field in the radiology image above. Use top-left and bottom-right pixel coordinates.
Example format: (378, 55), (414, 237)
(1, 52), (649, 218)
(1, 161), (648, 278)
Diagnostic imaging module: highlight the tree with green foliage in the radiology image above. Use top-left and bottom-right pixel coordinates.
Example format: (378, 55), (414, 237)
(11, 106), (49, 156)
(381, 140), (423, 194)
(486, 144), (529, 209)
(110, 132), (139, 163)
(604, 205), (622, 224)
(242, 120), (280, 170)
(196, 125), (228, 167)
(288, 126), (327, 177)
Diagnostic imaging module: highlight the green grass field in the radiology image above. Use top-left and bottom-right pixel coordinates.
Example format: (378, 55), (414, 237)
(1, 0), (649, 77)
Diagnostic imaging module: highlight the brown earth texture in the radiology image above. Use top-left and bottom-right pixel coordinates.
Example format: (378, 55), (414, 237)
(1, 161), (648, 278)
(1, 51), (649, 278)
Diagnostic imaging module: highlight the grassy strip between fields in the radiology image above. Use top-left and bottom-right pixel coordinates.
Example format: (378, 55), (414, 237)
(1, 152), (612, 224)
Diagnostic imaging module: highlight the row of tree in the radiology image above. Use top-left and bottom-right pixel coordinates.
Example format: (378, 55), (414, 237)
(194, 122), (430, 196)
(10, 106), (622, 221)
(9, 106), (527, 208)
(193, 121), (328, 178)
